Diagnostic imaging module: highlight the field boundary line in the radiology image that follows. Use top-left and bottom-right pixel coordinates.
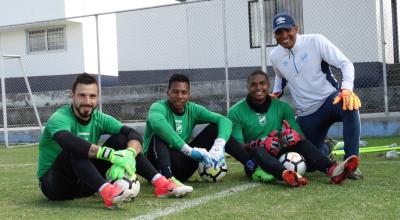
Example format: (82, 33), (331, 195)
(0, 163), (34, 168)
(131, 182), (261, 220)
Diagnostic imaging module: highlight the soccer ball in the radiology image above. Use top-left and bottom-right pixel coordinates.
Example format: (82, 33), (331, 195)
(278, 152), (307, 176)
(198, 159), (228, 182)
(109, 173), (140, 201)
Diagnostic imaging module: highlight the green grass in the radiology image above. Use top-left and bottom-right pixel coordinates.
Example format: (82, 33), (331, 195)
(1, 136), (399, 220)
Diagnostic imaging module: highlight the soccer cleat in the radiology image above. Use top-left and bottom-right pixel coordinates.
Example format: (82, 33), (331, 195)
(251, 167), (274, 182)
(170, 177), (193, 194)
(347, 167), (364, 180)
(100, 182), (128, 209)
(282, 170), (308, 187)
(328, 155), (359, 184)
(153, 176), (192, 198)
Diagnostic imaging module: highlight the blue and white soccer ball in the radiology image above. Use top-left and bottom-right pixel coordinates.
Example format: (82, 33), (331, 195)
(198, 159), (228, 182)
(278, 152), (307, 176)
(109, 173), (140, 201)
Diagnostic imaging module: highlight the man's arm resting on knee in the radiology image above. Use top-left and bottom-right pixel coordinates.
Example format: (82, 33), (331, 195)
(120, 126), (143, 156)
(54, 131), (98, 158)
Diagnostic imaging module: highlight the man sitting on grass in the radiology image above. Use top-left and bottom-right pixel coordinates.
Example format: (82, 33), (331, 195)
(228, 70), (360, 187)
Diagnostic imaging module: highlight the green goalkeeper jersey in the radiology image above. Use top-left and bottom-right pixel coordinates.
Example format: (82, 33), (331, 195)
(228, 98), (302, 144)
(143, 100), (232, 154)
(37, 105), (123, 178)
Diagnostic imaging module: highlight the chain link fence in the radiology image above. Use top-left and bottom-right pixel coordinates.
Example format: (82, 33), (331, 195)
(0, 0), (399, 145)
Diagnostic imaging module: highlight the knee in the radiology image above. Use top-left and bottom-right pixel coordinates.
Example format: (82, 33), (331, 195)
(104, 134), (127, 150)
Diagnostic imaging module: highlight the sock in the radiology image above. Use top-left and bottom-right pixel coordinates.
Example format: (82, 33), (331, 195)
(151, 173), (162, 184)
(245, 159), (258, 173)
(160, 166), (173, 178)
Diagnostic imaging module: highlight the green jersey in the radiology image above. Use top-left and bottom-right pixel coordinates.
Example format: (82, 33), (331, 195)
(228, 98), (302, 144)
(143, 100), (232, 154)
(37, 105), (123, 178)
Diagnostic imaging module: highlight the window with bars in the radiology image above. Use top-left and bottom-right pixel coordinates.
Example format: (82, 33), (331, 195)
(27, 27), (65, 53)
(248, 0), (303, 48)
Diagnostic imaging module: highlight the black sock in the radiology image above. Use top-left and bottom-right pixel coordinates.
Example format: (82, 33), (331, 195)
(245, 159), (258, 173)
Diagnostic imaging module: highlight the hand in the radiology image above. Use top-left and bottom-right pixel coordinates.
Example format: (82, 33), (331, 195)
(269, 92), (281, 99)
(250, 130), (281, 156)
(332, 89), (361, 110)
(209, 138), (226, 167)
(280, 120), (302, 147)
(191, 147), (213, 167)
(209, 148), (226, 169)
(110, 149), (136, 176)
(181, 144), (212, 167)
(106, 164), (125, 180)
(97, 147), (136, 176)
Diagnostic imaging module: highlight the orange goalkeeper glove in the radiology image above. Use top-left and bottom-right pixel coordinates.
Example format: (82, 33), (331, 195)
(332, 89), (361, 110)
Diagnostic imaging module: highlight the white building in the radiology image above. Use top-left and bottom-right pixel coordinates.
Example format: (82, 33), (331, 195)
(0, 0), (177, 91)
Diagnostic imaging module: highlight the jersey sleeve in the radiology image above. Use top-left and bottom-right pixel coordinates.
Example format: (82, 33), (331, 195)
(227, 108), (244, 144)
(46, 112), (74, 137)
(195, 104), (232, 141)
(147, 102), (186, 150)
(280, 102), (303, 135)
(316, 34), (354, 91)
(272, 66), (284, 94)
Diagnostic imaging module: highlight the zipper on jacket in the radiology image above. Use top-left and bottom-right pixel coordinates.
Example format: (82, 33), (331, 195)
(289, 50), (299, 74)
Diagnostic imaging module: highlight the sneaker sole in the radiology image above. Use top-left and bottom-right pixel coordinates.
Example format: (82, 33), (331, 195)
(331, 156), (359, 184)
(156, 186), (193, 198)
(282, 170), (308, 187)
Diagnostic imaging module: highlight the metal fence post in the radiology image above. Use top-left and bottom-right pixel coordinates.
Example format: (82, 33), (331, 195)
(379, 0), (389, 114)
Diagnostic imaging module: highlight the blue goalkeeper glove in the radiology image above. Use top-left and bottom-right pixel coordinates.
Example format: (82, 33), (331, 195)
(181, 144), (212, 167)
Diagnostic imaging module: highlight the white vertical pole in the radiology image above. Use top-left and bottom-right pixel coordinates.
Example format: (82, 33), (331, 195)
(258, 0), (267, 72)
(222, 0), (230, 112)
(95, 15), (103, 112)
(379, 0), (389, 114)
(17, 57), (43, 131)
(0, 56), (9, 148)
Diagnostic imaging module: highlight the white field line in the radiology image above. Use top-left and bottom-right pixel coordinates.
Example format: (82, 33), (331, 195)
(131, 182), (261, 220)
(0, 163), (34, 168)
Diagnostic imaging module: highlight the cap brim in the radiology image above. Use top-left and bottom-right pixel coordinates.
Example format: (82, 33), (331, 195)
(273, 24), (294, 32)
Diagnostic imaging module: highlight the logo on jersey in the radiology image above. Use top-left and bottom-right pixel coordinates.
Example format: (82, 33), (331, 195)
(175, 119), (183, 134)
(256, 113), (266, 126)
(301, 53), (309, 62)
(78, 132), (90, 140)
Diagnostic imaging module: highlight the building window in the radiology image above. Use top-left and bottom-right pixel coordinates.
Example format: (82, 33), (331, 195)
(27, 27), (65, 53)
(248, 0), (303, 48)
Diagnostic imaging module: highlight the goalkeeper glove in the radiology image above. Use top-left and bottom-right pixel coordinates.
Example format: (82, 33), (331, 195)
(209, 138), (226, 167)
(106, 164), (125, 180)
(181, 144), (212, 167)
(250, 130), (281, 157)
(97, 147), (136, 176)
(332, 89), (362, 110)
(280, 120), (302, 147)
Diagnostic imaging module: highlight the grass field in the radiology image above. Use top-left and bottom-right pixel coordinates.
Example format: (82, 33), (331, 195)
(1, 136), (399, 220)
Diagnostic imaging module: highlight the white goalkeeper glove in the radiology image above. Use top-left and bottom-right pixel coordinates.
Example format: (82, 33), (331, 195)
(209, 138), (227, 168)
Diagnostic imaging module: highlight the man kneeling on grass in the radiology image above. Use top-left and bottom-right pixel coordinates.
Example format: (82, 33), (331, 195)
(228, 70), (360, 187)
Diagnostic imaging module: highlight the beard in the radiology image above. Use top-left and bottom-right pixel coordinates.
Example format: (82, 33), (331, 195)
(73, 104), (94, 119)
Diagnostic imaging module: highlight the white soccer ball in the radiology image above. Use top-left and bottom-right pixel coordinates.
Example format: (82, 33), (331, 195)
(110, 173), (140, 201)
(278, 152), (307, 176)
(198, 159), (228, 182)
